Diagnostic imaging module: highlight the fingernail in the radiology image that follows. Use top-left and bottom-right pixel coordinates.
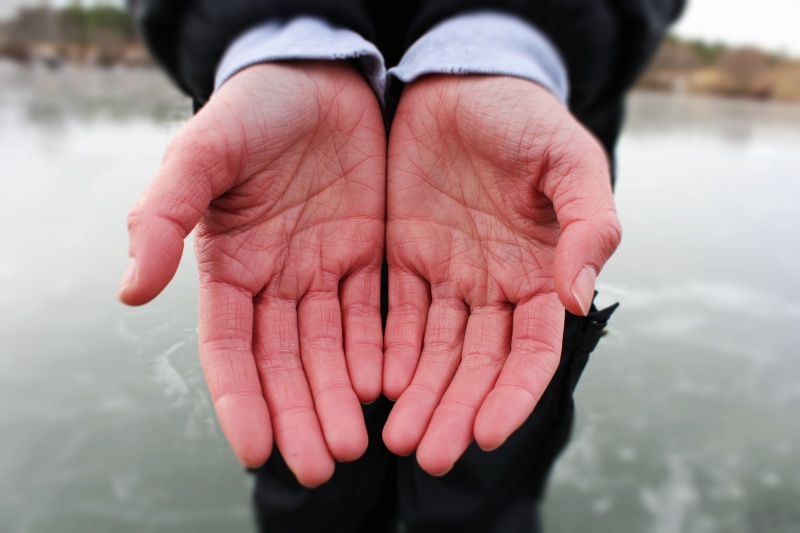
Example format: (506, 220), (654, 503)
(119, 259), (136, 294)
(571, 265), (596, 316)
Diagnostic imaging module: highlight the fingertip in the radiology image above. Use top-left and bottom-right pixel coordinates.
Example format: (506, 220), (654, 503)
(553, 258), (591, 317)
(417, 454), (453, 477)
(117, 260), (178, 306)
(237, 444), (272, 470)
(118, 283), (159, 307)
(117, 257), (162, 307)
(473, 419), (504, 453)
(282, 431), (337, 487)
(296, 459), (336, 488)
(215, 393), (273, 469)
(315, 387), (369, 463)
(273, 415), (337, 488)
(284, 432), (336, 487)
(382, 390), (401, 402)
(382, 376), (407, 402)
(382, 350), (414, 400)
(477, 441), (505, 453)
(328, 419), (369, 463)
(117, 259), (137, 302)
(122, 215), (186, 306)
(348, 347), (383, 404)
(474, 391), (527, 452)
(416, 439), (456, 477)
(554, 213), (620, 316)
(382, 428), (414, 457)
(382, 402), (423, 457)
(429, 465), (453, 477)
(354, 378), (382, 405)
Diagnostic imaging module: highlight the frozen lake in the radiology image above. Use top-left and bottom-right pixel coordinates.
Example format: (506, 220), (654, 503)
(1, 65), (798, 532)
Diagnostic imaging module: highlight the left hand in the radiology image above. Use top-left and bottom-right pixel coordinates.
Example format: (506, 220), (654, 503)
(382, 75), (622, 475)
(119, 62), (386, 486)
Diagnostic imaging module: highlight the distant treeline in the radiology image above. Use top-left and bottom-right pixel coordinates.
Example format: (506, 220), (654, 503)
(639, 35), (800, 102)
(59, 4), (137, 43)
(0, 4), (148, 66)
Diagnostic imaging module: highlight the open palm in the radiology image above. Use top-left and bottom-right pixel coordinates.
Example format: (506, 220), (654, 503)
(383, 75), (621, 475)
(119, 62), (386, 486)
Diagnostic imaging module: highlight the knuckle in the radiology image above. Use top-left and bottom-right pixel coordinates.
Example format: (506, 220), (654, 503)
(605, 212), (623, 249)
(166, 122), (234, 185)
(582, 210), (622, 258)
(586, 206), (622, 253)
(583, 134), (609, 168)
(126, 204), (145, 232)
(163, 123), (205, 162)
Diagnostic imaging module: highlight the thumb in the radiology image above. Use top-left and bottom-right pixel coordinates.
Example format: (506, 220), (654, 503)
(118, 114), (242, 306)
(547, 140), (622, 316)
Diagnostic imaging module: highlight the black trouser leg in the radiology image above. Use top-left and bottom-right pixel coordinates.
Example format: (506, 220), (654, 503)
(251, 397), (396, 533)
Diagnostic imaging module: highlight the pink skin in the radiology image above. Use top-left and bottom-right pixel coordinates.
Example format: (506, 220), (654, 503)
(118, 62), (386, 487)
(382, 75), (622, 476)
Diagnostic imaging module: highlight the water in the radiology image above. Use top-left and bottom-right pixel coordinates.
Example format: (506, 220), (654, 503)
(1, 66), (798, 532)
(544, 93), (800, 533)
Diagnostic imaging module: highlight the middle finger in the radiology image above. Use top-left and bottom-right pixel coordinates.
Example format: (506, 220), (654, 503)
(382, 296), (469, 456)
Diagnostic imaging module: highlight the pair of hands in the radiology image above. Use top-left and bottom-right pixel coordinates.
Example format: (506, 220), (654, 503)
(118, 61), (620, 487)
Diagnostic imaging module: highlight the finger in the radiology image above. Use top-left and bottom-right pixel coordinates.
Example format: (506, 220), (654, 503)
(340, 265), (383, 403)
(382, 297), (468, 456)
(545, 139), (622, 316)
(253, 294), (335, 487)
(119, 113), (242, 306)
(383, 267), (430, 400)
(198, 279), (271, 468)
(298, 291), (368, 463)
(474, 293), (563, 451)
(416, 305), (512, 476)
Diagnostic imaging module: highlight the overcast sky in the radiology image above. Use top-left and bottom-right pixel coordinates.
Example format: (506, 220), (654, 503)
(2, 0), (800, 56)
(672, 0), (800, 56)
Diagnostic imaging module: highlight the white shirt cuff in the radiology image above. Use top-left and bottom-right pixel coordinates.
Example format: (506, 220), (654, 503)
(213, 12), (569, 108)
(388, 11), (569, 104)
(214, 17), (387, 105)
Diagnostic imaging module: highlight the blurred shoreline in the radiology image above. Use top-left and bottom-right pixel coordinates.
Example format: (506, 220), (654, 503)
(0, 5), (151, 68)
(0, 60), (190, 125)
(2, 6), (800, 103)
(638, 36), (800, 102)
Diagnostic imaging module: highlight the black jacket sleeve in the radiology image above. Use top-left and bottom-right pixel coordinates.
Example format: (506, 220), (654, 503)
(131, 0), (684, 158)
(402, 0), (686, 157)
(129, 0), (375, 104)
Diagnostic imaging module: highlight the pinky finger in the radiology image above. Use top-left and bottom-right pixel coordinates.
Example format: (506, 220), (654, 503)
(198, 279), (272, 467)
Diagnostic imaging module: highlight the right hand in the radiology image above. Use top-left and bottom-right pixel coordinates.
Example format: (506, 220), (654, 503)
(382, 75), (621, 475)
(118, 62), (386, 487)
